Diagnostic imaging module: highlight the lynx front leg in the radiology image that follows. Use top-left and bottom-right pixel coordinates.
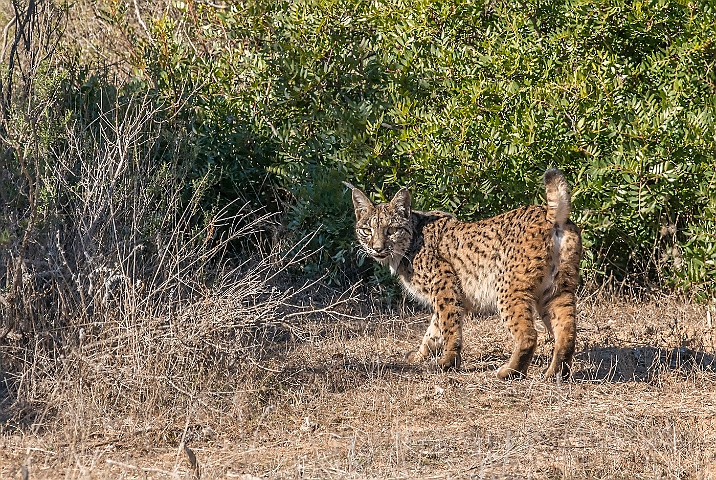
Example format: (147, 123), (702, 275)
(406, 313), (441, 363)
(497, 296), (538, 380)
(431, 271), (464, 371)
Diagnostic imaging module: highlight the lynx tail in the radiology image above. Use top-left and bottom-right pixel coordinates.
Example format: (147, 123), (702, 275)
(543, 168), (571, 228)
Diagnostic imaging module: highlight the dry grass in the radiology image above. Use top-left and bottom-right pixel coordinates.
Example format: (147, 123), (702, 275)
(2, 290), (716, 480)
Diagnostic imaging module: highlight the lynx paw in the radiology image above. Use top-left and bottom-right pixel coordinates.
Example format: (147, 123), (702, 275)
(405, 350), (426, 363)
(496, 365), (526, 381)
(437, 351), (461, 371)
(543, 365), (571, 382)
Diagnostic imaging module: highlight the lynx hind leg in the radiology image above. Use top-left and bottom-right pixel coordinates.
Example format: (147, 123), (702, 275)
(541, 292), (577, 380)
(406, 313), (441, 363)
(497, 296), (538, 380)
(542, 224), (581, 380)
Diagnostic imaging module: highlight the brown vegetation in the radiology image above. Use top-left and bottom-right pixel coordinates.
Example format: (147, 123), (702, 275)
(2, 291), (716, 479)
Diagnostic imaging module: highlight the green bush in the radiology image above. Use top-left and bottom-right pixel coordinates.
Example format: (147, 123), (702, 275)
(130, 0), (715, 294)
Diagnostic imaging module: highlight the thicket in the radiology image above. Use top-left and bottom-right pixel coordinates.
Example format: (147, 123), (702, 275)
(118, 0), (715, 295)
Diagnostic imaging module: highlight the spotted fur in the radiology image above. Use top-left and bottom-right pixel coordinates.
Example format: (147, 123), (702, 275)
(346, 169), (582, 380)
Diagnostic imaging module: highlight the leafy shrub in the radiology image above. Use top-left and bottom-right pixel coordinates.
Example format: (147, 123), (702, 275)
(119, 0), (716, 294)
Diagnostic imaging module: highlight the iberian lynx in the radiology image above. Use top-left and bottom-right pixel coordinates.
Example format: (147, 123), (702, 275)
(345, 169), (582, 380)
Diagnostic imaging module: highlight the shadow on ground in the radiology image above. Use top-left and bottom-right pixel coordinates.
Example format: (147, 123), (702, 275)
(275, 356), (427, 394)
(573, 345), (716, 382)
(0, 382), (32, 431)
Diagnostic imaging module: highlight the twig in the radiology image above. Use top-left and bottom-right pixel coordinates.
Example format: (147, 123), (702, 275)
(0, 16), (16, 62)
(183, 443), (201, 480)
(105, 459), (181, 478)
(133, 0), (152, 41)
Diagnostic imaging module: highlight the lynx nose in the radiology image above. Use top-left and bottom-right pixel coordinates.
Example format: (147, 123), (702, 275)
(373, 238), (385, 252)
(373, 241), (389, 258)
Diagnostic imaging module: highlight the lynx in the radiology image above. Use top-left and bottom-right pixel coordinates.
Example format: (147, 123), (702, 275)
(345, 169), (582, 380)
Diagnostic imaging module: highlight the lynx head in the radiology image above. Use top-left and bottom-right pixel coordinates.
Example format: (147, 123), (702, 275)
(346, 183), (413, 274)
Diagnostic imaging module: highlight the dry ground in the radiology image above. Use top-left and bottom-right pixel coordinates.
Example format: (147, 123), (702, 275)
(2, 293), (716, 479)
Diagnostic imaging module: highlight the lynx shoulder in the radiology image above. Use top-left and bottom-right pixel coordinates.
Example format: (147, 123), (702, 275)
(345, 169), (582, 380)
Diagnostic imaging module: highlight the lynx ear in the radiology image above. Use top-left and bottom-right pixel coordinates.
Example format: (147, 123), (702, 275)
(350, 187), (374, 220)
(390, 187), (412, 218)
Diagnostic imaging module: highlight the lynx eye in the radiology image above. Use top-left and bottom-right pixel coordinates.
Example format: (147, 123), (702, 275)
(387, 227), (399, 235)
(359, 228), (372, 236)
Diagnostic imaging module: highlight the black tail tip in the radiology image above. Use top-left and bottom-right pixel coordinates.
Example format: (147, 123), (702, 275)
(543, 168), (565, 185)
